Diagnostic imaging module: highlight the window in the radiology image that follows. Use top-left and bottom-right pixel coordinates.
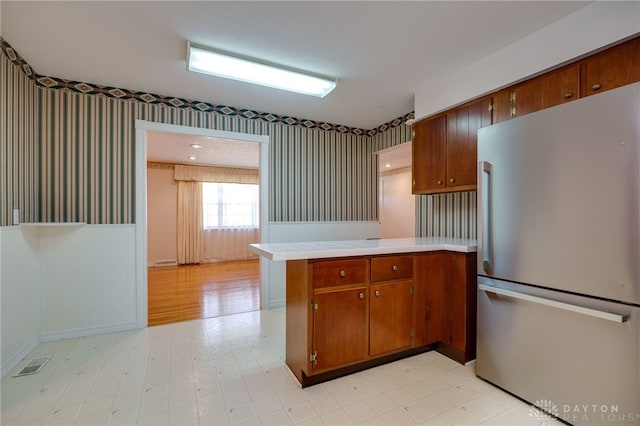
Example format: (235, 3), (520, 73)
(202, 182), (259, 229)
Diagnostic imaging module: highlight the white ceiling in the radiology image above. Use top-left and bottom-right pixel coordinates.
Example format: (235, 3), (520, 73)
(1, 1), (590, 131)
(147, 131), (260, 168)
(378, 142), (412, 172)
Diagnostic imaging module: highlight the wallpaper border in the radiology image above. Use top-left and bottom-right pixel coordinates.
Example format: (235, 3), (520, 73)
(0, 37), (414, 137)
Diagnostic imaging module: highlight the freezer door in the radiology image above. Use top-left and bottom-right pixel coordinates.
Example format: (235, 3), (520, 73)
(477, 83), (640, 305)
(477, 277), (640, 425)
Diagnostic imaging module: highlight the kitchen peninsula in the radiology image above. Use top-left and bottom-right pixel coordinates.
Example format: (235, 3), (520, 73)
(250, 237), (477, 386)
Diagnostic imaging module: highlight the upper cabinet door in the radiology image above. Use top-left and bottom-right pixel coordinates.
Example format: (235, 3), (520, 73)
(412, 114), (447, 194)
(581, 37), (640, 97)
(541, 64), (580, 108)
(446, 97), (492, 189)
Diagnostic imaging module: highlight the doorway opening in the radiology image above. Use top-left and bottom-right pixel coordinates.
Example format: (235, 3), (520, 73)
(377, 141), (415, 238)
(134, 120), (270, 329)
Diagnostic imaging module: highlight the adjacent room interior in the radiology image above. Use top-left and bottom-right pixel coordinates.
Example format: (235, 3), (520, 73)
(146, 130), (261, 325)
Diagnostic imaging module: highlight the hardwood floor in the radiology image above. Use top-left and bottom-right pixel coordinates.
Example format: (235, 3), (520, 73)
(147, 259), (260, 326)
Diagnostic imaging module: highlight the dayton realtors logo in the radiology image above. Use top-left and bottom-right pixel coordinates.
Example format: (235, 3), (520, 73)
(529, 399), (640, 424)
(529, 399), (559, 424)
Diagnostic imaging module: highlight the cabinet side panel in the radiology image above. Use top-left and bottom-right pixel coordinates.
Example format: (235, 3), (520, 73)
(286, 259), (310, 382)
(415, 252), (443, 345)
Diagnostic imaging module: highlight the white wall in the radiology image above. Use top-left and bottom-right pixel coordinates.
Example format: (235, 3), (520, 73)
(262, 221), (380, 308)
(0, 225), (137, 377)
(415, 2), (640, 120)
(379, 171), (415, 238)
(147, 166), (178, 266)
(1, 227), (40, 377)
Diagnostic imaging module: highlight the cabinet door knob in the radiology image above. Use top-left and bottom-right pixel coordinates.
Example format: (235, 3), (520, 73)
(437, 180), (443, 185)
(359, 292), (365, 299)
(563, 92), (573, 99)
(339, 270), (346, 277)
(449, 178), (456, 183)
(592, 83), (601, 91)
(392, 265), (398, 272)
(375, 290), (380, 297)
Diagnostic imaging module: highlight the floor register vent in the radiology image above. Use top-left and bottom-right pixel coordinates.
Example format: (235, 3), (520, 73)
(14, 356), (51, 377)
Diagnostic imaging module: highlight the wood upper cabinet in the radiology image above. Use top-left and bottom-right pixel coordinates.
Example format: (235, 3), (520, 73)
(439, 252), (477, 364)
(369, 280), (414, 356)
(493, 78), (543, 123)
(412, 114), (446, 193)
(541, 64), (580, 108)
(446, 97), (492, 188)
(581, 37), (640, 97)
(412, 97), (491, 194)
(311, 286), (368, 373)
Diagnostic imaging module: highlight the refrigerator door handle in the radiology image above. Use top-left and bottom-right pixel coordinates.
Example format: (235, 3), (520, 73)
(479, 283), (629, 323)
(478, 161), (492, 272)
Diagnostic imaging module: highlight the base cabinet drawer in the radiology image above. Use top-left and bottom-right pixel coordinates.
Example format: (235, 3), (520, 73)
(371, 255), (413, 282)
(312, 258), (366, 288)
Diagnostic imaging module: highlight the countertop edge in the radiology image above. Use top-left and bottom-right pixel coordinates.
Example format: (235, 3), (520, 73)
(250, 240), (477, 261)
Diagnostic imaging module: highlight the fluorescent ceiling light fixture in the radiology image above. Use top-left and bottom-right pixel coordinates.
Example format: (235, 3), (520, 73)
(187, 42), (337, 98)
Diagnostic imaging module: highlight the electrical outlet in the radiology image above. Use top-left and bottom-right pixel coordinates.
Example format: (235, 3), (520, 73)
(13, 209), (19, 225)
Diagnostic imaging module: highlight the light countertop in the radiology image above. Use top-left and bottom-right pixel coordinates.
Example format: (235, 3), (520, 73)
(249, 237), (477, 261)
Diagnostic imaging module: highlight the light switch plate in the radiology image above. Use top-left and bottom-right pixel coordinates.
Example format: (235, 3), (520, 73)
(13, 208), (19, 225)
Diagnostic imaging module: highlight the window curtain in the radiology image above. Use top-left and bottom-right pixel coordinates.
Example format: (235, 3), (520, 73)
(177, 181), (204, 264)
(203, 228), (260, 262)
(174, 164), (258, 184)
(174, 164), (260, 264)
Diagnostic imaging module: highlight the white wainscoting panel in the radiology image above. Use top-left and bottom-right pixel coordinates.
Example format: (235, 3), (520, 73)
(0, 227), (41, 376)
(35, 225), (137, 338)
(262, 221), (380, 308)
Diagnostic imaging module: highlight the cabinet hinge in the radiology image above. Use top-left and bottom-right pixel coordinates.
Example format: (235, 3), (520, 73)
(410, 286), (415, 297)
(311, 301), (318, 311)
(310, 351), (318, 363)
(510, 91), (516, 103)
(410, 329), (415, 339)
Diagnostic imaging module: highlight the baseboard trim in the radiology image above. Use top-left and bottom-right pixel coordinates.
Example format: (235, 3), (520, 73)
(1, 334), (40, 378)
(40, 322), (138, 343)
(268, 299), (285, 309)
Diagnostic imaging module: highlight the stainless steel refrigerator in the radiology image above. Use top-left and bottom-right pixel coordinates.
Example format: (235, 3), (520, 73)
(476, 82), (640, 425)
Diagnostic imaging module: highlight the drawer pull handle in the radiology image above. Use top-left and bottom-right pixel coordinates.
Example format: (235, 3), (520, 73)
(375, 290), (380, 297)
(592, 83), (601, 91)
(563, 92), (573, 99)
(339, 270), (346, 277)
(359, 292), (365, 300)
(479, 283), (628, 323)
(392, 265), (398, 272)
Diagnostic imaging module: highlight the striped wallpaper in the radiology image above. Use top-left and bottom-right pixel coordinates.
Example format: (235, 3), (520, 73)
(416, 191), (477, 239)
(1, 38), (477, 239)
(1, 49), (39, 225)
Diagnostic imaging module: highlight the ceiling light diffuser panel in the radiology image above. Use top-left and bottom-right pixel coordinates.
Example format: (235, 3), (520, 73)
(187, 42), (337, 98)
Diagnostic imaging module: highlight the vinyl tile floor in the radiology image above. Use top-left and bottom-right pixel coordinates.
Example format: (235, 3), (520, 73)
(1, 309), (563, 426)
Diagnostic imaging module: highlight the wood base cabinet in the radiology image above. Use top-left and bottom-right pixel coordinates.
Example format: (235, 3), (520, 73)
(438, 252), (477, 364)
(285, 251), (478, 386)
